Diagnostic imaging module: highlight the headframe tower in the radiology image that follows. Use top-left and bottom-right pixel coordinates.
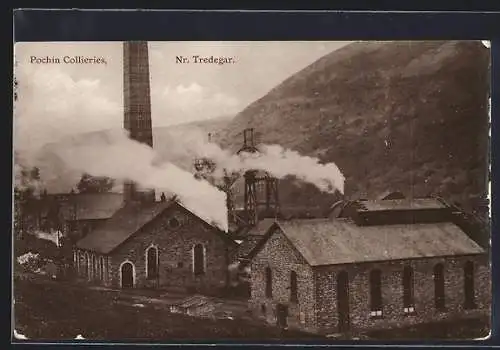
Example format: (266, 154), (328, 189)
(237, 128), (280, 226)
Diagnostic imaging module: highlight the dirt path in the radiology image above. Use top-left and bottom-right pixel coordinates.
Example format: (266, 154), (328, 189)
(16, 273), (250, 320)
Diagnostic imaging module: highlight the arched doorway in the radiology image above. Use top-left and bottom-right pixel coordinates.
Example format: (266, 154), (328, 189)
(121, 262), (134, 288)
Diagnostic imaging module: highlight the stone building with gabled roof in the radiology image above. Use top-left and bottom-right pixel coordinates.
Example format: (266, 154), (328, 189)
(74, 199), (237, 292)
(248, 197), (490, 335)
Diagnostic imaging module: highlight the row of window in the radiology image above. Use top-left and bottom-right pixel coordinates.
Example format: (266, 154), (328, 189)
(76, 243), (208, 284)
(264, 261), (477, 314)
(146, 244), (207, 278)
(74, 251), (109, 283)
(366, 262), (476, 315)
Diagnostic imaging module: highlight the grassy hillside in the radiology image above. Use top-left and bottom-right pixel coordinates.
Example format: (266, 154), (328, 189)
(214, 41), (490, 215)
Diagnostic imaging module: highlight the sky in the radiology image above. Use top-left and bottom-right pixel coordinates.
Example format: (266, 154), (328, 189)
(14, 41), (350, 151)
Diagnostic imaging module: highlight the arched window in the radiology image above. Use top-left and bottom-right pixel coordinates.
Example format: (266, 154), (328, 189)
(434, 263), (445, 310)
(146, 246), (159, 280)
(193, 244), (205, 276)
(169, 218), (180, 228)
(290, 271), (298, 303)
(464, 261), (476, 309)
(92, 254), (97, 280)
(84, 252), (90, 278)
(99, 256), (105, 281)
(369, 269), (383, 316)
(403, 266), (415, 313)
(265, 267), (272, 298)
(74, 251), (79, 272)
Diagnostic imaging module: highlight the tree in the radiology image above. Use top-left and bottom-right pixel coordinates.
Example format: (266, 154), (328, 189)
(77, 173), (115, 194)
(14, 166), (41, 238)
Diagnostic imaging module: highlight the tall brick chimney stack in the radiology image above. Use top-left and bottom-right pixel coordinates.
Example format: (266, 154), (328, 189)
(123, 41), (155, 203)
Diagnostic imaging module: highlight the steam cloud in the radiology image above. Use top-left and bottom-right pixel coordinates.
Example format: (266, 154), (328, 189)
(54, 130), (229, 231)
(14, 61), (343, 233)
(161, 128), (345, 195)
(13, 63), (228, 230)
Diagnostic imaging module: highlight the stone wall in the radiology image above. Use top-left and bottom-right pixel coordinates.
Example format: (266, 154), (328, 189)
(76, 204), (232, 292)
(314, 253), (490, 335)
(249, 228), (317, 333)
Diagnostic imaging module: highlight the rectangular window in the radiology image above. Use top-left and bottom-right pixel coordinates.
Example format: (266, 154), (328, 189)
(464, 261), (476, 309)
(290, 271), (298, 303)
(434, 263), (446, 310)
(193, 244), (205, 276)
(370, 269), (383, 317)
(403, 266), (415, 313)
(265, 267), (272, 298)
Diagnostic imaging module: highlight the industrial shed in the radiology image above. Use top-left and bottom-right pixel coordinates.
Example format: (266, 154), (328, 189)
(249, 198), (490, 335)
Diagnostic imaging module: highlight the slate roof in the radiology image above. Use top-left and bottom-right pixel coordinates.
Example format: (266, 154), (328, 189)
(357, 198), (446, 212)
(76, 200), (234, 254)
(76, 201), (174, 254)
(377, 190), (406, 200)
(234, 218), (277, 238)
(233, 237), (262, 261)
(230, 218), (277, 261)
(275, 218), (484, 266)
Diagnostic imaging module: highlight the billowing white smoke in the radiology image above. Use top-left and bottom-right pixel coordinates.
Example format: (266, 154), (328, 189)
(13, 61), (228, 230)
(55, 130), (228, 231)
(162, 128), (345, 195)
(14, 59), (341, 232)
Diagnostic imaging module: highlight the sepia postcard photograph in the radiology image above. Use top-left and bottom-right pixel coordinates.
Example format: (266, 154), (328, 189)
(12, 40), (491, 342)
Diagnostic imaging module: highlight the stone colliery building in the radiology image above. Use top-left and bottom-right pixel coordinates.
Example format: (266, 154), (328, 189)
(74, 199), (236, 292)
(248, 197), (490, 334)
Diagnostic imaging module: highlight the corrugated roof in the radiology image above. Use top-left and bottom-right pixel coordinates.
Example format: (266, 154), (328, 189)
(277, 219), (484, 266)
(76, 201), (173, 254)
(358, 198), (446, 212)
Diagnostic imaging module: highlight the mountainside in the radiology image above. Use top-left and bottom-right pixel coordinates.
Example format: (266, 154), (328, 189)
(214, 41), (490, 214)
(27, 41), (490, 217)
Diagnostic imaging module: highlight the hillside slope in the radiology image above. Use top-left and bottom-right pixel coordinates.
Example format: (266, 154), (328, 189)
(215, 41), (490, 214)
